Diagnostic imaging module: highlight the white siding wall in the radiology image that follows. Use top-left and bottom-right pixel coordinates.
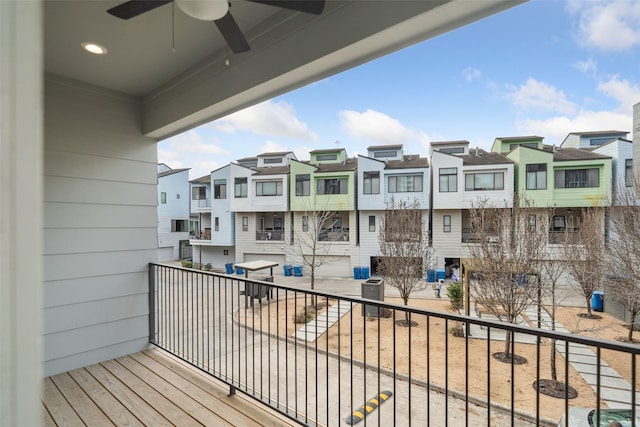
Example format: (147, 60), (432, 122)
(357, 156), (385, 211)
(431, 209), (462, 265)
(383, 168), (430, 209)
(158, 170), (190, 260)
(43, 76), (158, 376)
(210, 167), (234, 245)
(193, 245), (236, 268)
(461, 165), (514, 208)
(432, 152), (463, 209)
(358, 210), (382, 267)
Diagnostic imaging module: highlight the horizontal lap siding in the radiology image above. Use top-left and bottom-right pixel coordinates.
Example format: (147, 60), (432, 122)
(43, 77), (158, 376)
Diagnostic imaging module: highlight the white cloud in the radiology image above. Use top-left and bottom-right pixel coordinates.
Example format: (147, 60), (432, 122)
(260, 140), (289, 155)
(210, 100), (318, 142)
(339, 109), (427, 145)
(516, 110), (631, 144)
(506, 78), (577, 115)
(573, 58), (598, 74)
(462, 66), (481, 83)
(158, 130), (228, 179)
(597, 75), (640, 113)
(569, 0), (640, 51)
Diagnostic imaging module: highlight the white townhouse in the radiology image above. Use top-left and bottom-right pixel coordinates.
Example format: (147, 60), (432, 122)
(431, 141), (514, 274)
(357, 145), (430, 274)
(189, 174), (211, 239)
(232, 152), (296, 269)
(157, 164), (191, 261)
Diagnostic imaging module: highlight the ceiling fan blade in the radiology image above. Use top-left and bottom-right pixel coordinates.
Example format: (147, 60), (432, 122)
(248, 0), (325, 15)
(107, 0), (172, 20)
(215, 12), (251, 53)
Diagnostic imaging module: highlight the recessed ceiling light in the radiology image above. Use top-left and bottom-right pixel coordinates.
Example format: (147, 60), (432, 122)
(82, 42), (107, 55)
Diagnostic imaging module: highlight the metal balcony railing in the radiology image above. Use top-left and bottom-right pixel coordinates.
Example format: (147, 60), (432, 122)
(256, 230), (285, 241)
(149, 263), (639, 427)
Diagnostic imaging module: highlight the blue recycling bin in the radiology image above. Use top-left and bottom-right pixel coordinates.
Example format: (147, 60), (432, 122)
(437, 269), (445, 280)
(361, 266), (370, 280)
(353, 266), (361, 280)
(427, 270), (436, 283)
(293, 265), (303, 277)
(283, 265), (292, 277)
(235, 267), (244, 275)
(591, 291), (604, 312)
(225, 263), (234, 274)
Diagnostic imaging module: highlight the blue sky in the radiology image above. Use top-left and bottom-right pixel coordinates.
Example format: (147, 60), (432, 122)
(158, 0), (640, 179)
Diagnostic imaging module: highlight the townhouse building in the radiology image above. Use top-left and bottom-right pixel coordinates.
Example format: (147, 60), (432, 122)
(157, 164), (191, 261)
(189, 173), (211, 238)
(288, 148), (358, 276)
(357, 145), (430, 273)
(431, 141), (514, 274)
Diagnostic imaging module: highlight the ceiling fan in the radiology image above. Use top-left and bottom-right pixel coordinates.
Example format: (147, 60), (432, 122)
(107, 0), (325, 53)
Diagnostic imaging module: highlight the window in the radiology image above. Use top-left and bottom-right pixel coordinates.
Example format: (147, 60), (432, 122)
(160, 192), (167, 204)
(234, 178), (247, 198)
(625, 159), (633, 187)
(555, 168), (599, 188)
(373, 150), (397, 158)
(363, 171), (380, 194)
(242, 216), (248, 231)
(509, 142), (538, 150)
(214, 217), (219, 231)
(171, 219), (188, 232)
(302, 215), (308, 232)
(553, 216), (565, 231)
(529, 214), (536, 232)
(526, 164), (547, 190)
(316, 154), (337, 161)
(332, 217), (342, 230)
(214, 179), (226, 199)
(263, 157), (283, 164)
(176, 194), (180, 199)
(465, 172), (504, 191)
(439, 147), (465, 154)
(369, 215), (376, 232)
(295, 174), (310, 196)
(439, 168), (457, 192)
(317, 178), (347, 194)
(443, 215), (451, 233)
(192, 186), (206, 200)
(256, 180), (282, 196)
(388, 174), (423, 192)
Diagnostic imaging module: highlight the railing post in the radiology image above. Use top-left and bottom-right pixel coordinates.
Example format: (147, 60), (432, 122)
(148, 263), (156, 343)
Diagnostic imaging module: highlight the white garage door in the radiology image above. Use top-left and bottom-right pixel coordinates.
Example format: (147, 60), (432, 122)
(314, 256), (352, 278)
(244, 253), (287, 275)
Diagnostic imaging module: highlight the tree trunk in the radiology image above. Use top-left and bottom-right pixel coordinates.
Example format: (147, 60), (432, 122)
(550, 338), (557, 382)
(503, 330), (512, 355)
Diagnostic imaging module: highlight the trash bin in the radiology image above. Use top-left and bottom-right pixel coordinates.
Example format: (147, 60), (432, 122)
(353, 266), (361, 280)
(437, 269), (445, 280)
(427, 270), (435, 283)
(591, 290), (604, 312)
(225, 263), (234, 274)
(361, 278), (384, 317)
(235, 267), (244, 275)
(293, 265), (302, 277)
(283, 265), (292, 277)
(361, 266), (370, 280)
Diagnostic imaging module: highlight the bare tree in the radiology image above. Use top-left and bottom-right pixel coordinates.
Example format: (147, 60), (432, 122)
(563, 207), (606, 319)
(604, 180), (640, 342)
(377, 199), (434, 327)
(467, 197), (546, 362)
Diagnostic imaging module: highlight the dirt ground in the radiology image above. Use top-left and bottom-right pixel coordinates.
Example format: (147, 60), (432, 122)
(240, 296), (639, 422)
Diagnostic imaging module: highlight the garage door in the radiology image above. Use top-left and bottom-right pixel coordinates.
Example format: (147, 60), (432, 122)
(244, 253), (287, 275)
(314, 256), (352, 278)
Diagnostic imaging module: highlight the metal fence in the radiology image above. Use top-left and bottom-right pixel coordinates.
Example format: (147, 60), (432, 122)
(149, 263), (639, 426)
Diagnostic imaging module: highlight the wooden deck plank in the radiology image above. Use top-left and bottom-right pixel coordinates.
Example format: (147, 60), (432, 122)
(42, 377), (84, 426)
(85, 363), (171, 426)
(69, 367), (144, 427)
(142, 349), (300, 427)
(101, 359), (202, 427)
(116, 355), (229, 426)
(41, 402), (58, 427)
(49, 372), (115, 426)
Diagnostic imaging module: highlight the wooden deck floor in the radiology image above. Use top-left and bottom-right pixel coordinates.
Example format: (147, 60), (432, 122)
(42, 348), (300, 426)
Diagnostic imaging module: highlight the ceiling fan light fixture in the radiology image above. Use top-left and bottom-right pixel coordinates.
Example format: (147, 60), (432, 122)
(176, 0), (229, 21)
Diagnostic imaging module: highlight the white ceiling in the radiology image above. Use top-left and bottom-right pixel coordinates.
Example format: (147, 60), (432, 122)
(44, 0), (523, 139)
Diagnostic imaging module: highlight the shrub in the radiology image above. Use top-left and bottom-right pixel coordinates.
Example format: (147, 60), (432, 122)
(294, 307), (315, 324)
(181, 260), (192, 268)
(447, 281), (464, 311)
(204, 263), (212, 271)
(449, 322), (464, 337)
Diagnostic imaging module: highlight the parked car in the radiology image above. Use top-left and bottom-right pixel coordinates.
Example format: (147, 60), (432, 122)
(557, 407), (639, 426)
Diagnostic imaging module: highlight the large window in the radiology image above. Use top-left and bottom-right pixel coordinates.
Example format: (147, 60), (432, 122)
(295, 174), (310, 196)
(373, 150), (397, 158)
(317, 154), (337, 161)
(234, 177), (247, 198)
(363, 171), (380, 194)
(317, 178), (347, 194)
(388, 174), (423, 193)
(256, 180), (283, 196)
(509, 142), (538, 150)
(526, 164), (547, 190)
(439, 147), (465, 154)
(555, 168), (599, 188)
(465, 172), (504, 191)
(263, 157), (283, 164)
(214, 179), (226, 199)
(171, 219), (188, 232)
(192, 186), (206, 200)
(625, 159), (633, 187)
(439, 168), (457, 192)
